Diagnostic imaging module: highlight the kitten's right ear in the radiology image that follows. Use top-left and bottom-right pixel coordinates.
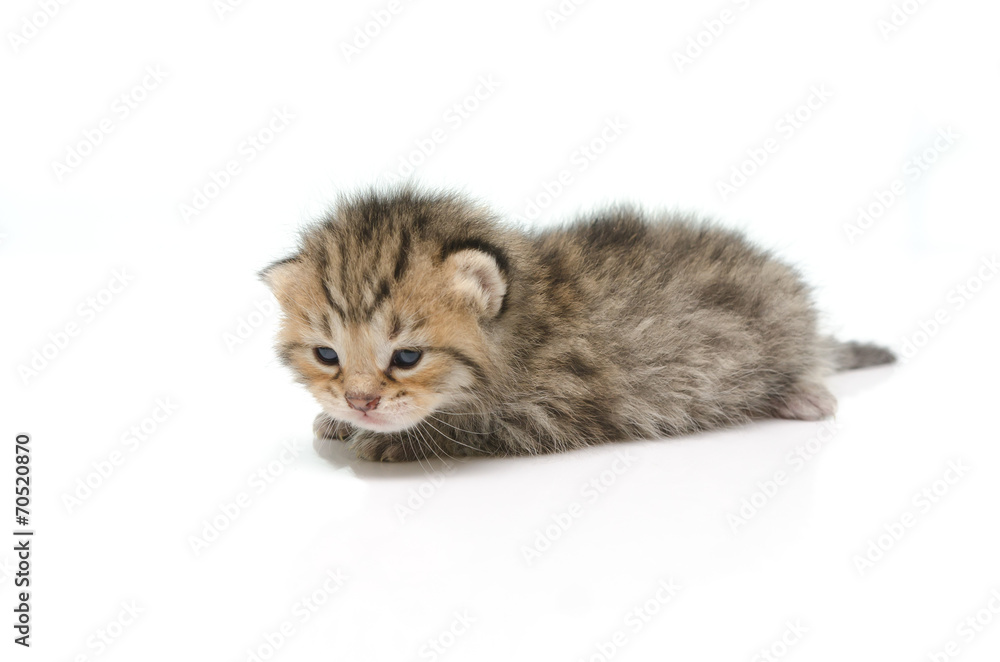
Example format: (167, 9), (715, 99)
(259, 255), (302, 301)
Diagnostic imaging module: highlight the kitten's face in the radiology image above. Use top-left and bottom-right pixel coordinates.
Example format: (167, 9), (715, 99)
(278, 290), (479, 433)
(263, 222), (507, 434)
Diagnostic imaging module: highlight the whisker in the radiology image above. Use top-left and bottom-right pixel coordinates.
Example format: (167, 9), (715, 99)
(429, 414), (490, 436)
(415, 424), (451, 466)
(421, 417), (480, 454)
(406, 428), (435, 474)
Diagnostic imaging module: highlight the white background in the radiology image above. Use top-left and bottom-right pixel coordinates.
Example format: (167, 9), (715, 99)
(2, 0), (999, 660)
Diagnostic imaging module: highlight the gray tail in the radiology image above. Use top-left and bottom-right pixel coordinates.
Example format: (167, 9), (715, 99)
(828, 338), (897, 371)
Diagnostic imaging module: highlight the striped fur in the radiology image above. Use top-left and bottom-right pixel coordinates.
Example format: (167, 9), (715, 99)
(263, 188), (894, 461)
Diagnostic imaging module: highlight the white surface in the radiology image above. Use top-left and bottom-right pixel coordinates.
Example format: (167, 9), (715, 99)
(3, 0), (999, 659)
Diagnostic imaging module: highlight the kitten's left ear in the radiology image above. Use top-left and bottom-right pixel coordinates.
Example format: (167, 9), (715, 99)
(259, 255), (303, 301)
(446, 249), (507, 318)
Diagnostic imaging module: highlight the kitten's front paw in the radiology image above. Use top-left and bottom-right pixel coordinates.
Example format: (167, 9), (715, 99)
(349, 432), (422, 462)
(313, 412), (354, 441)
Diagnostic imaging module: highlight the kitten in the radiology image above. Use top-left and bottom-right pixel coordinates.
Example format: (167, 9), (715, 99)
(262, 188), (894, 462)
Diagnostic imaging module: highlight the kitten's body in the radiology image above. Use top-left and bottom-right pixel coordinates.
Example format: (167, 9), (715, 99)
(263, 189), (893, 461)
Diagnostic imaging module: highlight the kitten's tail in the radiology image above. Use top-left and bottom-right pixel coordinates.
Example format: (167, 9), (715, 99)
(826, 338), (897, 371)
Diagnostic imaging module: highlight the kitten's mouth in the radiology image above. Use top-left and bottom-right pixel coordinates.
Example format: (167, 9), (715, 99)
(343, 409), (417, 433)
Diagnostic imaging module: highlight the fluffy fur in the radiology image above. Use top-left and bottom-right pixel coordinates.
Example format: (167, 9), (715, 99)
(262, 188), (894, 462)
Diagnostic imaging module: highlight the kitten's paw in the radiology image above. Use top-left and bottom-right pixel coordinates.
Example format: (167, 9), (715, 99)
(349, 432), (422, 462)
(773, 382), (837, 421)
(313, 412), (354, 441)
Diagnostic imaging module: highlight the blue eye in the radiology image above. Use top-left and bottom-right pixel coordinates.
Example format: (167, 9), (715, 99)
(314, 347), (339, 365)
(392, 349), (422, 368)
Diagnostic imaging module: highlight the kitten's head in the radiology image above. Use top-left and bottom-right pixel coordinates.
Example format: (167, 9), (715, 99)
(262, 190), (511, 433)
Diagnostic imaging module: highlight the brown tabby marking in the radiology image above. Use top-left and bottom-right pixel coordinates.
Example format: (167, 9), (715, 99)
(263, 189), (894, 461)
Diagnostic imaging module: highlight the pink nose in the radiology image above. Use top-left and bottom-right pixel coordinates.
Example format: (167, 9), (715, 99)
(346, 394), (380, 412)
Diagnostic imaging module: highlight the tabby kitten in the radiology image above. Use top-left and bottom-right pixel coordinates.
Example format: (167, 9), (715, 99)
(262, 188), (894, 462)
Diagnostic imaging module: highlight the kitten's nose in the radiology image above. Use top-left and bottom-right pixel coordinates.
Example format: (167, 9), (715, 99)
(346, 393), (380, 412)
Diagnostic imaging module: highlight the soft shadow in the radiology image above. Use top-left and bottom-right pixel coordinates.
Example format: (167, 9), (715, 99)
(828, 363), (898, 397)
(311, 434), (501, 480)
